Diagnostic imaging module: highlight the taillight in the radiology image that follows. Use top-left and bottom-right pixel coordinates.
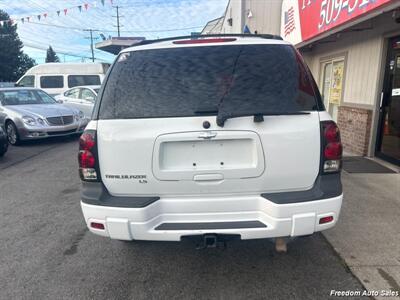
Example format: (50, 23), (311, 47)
(78, 130), (99, 181)
(321, 121), (342, 173)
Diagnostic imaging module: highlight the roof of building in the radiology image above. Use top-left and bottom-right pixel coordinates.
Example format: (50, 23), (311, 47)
(201, 16), (225, 35)
(95, 37), (146, 55)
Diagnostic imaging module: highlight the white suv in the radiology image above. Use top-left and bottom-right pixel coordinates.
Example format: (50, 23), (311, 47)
(79, 35), (343, 245)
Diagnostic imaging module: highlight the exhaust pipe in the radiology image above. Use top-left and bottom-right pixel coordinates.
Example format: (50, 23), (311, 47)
(275, 237), (287, 253)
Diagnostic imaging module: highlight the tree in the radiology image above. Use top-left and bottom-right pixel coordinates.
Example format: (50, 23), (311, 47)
(0, 10), (23, 81)
(15, 53), (36, 79)
(46, 46), (60, 63)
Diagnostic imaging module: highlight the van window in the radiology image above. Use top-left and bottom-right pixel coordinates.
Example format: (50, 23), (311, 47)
(18, 75), (35, 87)
(68, 75), (100, 88)
(40, 76), (64, 89)
(99, 44), (320, 120)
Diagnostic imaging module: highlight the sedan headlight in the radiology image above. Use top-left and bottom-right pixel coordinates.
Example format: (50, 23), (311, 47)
(75, 111), (84, 121)
(37, 118), (45, 125)
(22, 116), (36, 126)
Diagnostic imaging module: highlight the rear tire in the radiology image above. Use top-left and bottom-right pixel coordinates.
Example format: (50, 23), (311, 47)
(0, 141), (7, 157)
(6, 121), (20, 146)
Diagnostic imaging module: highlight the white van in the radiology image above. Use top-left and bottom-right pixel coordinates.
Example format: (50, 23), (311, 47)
(16, 63), (110, 96)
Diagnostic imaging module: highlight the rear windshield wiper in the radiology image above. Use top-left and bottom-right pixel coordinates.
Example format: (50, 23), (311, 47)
(216, 111), (311, 127)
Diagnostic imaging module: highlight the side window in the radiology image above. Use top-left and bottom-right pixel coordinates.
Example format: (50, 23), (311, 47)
(68, 75), (101, 88)
(40, 76), (64, 89)
(65, 88), (80, 98)
(80, 89), (96, 102)
(18, 75), (35, 87)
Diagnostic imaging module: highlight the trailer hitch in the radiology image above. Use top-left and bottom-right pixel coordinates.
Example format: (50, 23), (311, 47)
(181, 234), (240, 250)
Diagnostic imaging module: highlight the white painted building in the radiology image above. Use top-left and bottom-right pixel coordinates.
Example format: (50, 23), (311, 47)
(202, 0), (400, 165)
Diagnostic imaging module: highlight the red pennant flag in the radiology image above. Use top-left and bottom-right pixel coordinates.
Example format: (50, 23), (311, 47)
(43, 13), (48, 18)
(110, 0), (113, 4)
(64, 9), (68, 15)
(84, 3), (89, 10)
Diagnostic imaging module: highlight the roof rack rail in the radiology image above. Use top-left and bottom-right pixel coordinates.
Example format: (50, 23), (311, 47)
(130, 33), (283, 47)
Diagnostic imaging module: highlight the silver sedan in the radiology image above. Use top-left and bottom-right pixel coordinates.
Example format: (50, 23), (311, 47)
(0, 88), (88, 145)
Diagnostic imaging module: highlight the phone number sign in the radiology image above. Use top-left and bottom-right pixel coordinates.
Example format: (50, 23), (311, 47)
(282, 0), (393, 44)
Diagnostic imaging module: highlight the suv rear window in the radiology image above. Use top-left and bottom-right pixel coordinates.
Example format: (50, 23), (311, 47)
(99, 44), (320, 120)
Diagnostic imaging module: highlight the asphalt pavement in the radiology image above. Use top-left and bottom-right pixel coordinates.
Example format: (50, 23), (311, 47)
(0, 138), (367, 300)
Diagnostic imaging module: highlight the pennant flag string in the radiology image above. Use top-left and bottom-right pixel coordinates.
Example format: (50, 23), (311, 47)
(0, 1), (114, 26)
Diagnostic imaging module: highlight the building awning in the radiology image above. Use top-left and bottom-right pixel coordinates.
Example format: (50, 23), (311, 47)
(95, 37), (145, 55)
(281, 0), (400, 47)
(201, 16), (224, 35)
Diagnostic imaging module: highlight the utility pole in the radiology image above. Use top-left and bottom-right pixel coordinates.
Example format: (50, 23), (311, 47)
(83, 29), (99, 62)
(112, 6), (123, 37)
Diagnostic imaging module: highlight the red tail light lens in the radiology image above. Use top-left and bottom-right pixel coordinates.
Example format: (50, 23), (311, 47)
(321, 121), (342, 173)
(324, 123), (340, 143)
(79, 150), (95, 168)
(324, 142), (343, 160)
(90, 222), (105, 230)
(79, 130), (99, 181)
(79, 132), (95, 150)
(319, 216), (334, 224)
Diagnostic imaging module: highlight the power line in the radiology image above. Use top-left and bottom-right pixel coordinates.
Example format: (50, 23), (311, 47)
(18, 20), (203, 33)
(23, 43), (108, 62)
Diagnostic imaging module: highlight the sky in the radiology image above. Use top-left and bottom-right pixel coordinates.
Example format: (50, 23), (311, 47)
(0, 0), (228, 63)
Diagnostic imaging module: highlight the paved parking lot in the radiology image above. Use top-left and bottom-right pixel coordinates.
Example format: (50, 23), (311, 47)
(0, 138), (367, 299)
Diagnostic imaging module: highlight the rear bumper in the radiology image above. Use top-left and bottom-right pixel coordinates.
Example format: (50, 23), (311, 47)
(81, 193), (343, 241)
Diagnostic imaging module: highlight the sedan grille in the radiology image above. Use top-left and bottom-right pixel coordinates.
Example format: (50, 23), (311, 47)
(47, 116), (74, 126)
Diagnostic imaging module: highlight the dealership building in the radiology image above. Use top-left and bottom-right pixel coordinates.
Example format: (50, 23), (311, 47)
(203, 0), (400, 165)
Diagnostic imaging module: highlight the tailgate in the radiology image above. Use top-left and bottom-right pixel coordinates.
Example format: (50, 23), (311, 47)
(97, 112), (321, 196)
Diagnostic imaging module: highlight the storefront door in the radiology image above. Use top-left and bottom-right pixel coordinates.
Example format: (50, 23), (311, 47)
(320, 58), (345, 122)
(376, 36), (400, 165)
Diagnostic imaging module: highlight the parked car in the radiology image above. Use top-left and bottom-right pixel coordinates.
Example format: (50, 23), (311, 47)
(0, 88), (88, 145)
(79, 35), (343, 248)
(15, 63), (110, 96)
(0, 126), (8, 157)
(55, 85), (100, 119)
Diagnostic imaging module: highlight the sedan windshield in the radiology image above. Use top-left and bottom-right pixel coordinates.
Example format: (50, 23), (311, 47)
(0, 90), (56, 105)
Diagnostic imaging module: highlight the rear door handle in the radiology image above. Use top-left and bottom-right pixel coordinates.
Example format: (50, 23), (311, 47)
(193, 173), (224, 181)
(198, 132), (217, 139)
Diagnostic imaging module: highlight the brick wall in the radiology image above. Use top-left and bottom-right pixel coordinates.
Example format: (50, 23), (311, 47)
(337, 106), (372, 156)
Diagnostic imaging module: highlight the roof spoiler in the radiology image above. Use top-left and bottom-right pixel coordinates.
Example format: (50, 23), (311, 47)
(130, 34), (283, 47)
